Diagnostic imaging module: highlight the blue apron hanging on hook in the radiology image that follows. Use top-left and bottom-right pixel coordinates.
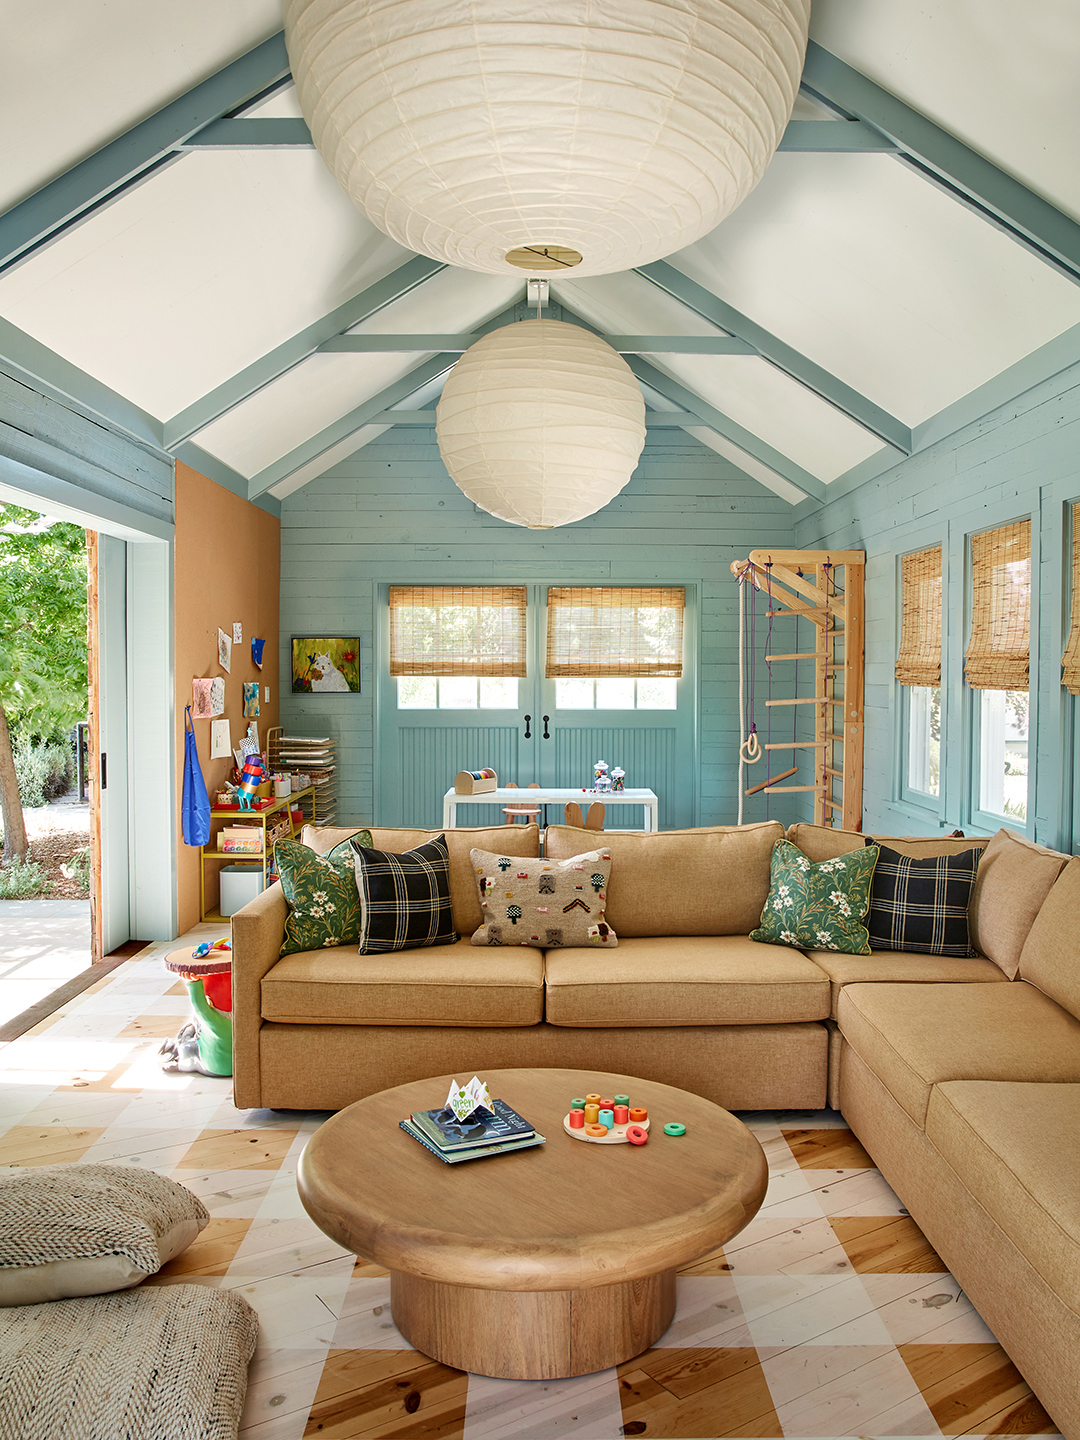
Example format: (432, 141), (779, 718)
(182, 705), (211, 846)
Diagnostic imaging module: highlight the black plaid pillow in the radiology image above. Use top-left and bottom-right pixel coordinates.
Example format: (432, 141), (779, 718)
(350, 834), (458, 954)
(865, 842), (981, 956)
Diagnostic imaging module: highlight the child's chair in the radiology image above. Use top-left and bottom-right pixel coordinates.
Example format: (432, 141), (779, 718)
(502, 781), (542, 825)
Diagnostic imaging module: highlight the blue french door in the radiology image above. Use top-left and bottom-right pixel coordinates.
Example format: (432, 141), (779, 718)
(375, 583), (696, 829)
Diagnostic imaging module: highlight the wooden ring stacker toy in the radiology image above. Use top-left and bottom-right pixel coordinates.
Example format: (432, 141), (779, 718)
(563, 1113), (651, 1144)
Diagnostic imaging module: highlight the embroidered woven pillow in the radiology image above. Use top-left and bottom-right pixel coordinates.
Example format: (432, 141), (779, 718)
(276, 832), (373, 956)
(866, 841), (981, 956)
(750, 839), (879, 955)
(469, 846), (616, 948)
(350, 833), (458, 953)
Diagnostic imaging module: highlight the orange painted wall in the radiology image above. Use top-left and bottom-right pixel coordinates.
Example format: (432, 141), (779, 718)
(174, 461), (280, 933)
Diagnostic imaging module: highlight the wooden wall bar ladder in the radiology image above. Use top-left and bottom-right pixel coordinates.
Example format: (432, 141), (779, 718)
(731, 549), (865, 831)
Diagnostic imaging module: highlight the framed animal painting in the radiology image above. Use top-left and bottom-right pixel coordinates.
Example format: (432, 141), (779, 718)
(291, 637), (361, 694)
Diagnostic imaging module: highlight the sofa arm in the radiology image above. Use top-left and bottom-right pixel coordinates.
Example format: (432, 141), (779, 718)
(230, 881), (288, 1109)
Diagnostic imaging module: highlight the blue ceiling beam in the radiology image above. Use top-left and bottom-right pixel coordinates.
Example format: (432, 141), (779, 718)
(800, 41), (1080, 287)
(0, 33), (292, 276)
(163, 255), (446, 449)
(319, 332), (758, 355)
(635, 259), (911, 454)
(247, 351), (459, 498)
(176, 118), (313, 149)
(625, 355), (826, 504)
(778, 119), (900, 153)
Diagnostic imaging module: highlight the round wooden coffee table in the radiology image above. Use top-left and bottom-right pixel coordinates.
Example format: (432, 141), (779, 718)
(297, 1068), (767, 1379)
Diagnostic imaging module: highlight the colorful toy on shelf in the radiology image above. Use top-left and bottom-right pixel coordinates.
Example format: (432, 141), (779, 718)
(611, 767), (626, 792)
(237, 753), (266, 810)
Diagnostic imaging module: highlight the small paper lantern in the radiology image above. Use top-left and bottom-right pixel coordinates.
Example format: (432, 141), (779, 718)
(435, 321), (646, 529)
(285, 0), (810, 277)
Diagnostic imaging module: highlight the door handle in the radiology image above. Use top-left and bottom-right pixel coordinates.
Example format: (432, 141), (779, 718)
(523, 714), (532, 739)
(100, 753), (107, 790)
(542, 715), (550, 739)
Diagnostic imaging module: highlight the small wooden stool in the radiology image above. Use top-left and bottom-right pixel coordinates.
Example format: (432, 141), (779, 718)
(160, 944), (233, 1077)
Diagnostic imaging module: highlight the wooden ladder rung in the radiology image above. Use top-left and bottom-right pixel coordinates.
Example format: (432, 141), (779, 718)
(824, 799), (845, 812)
(744, 766), (799, 797)
(764, 741), (826, 750)
(825, 768), (845, 779)
(765, 696), (829, 706)
(765, 652), (821, 661)
(762, 784), (826, 793)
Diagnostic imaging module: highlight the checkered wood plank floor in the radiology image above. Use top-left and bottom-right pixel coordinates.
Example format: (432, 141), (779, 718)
(0, 945), (1062, 1440)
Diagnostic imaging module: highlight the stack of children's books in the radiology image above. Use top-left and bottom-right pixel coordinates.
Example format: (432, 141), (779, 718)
(400, 1076), (544, 1164)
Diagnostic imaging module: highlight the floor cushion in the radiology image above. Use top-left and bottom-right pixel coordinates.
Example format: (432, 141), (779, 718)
(837, 981), (1080, 1126)
(262, 937), (544, 1026)
(544, 935), (830, 1027)
(0, 1283), (257, 1440)
(927, 1080), (1080, 1309)
(804, 949), (1006, 1019)
(0, 1164), (207, 1307)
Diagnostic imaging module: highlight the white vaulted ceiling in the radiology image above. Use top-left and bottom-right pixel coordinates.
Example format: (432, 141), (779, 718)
(1, 0), (1079, 512)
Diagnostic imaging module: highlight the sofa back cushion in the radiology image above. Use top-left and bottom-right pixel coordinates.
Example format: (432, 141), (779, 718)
(969, 828), (1069, 979)
(299, 824), (539, 936)
(544, 821), (783, 937)
(1018, 855), (1080, 1018)
(787, 823), (989, 863)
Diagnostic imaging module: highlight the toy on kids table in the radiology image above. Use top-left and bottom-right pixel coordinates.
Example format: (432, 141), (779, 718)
(593, 760), (611, 793)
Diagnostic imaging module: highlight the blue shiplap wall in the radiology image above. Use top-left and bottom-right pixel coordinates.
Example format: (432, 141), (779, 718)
(278, 428), (802, 829)
(795, 362), (1080, 851)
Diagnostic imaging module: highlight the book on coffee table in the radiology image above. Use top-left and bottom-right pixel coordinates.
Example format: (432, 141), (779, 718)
(410, 1098), (534, 1152)
(399, 1119), (545, 1164)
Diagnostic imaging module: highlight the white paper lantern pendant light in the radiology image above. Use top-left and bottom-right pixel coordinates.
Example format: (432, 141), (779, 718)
(435, 320), (647, 529)
(286, 0), (810, 277)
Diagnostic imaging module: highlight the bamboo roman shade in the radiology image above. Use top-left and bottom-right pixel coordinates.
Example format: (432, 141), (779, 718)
(964, 520), (1031, 690)
(546, 586), (685, 678)
(389, 586), (527, 676)
(1062, 502), (1080, 695)
(895, 546), (942, 686)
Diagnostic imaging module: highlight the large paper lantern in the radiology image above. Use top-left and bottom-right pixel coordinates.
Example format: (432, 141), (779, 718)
(435, 321), (646, 529)
(285, 0), (810, 277)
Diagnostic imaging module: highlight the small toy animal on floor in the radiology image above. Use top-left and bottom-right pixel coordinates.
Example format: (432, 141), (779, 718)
(159, 1023), (222, 1077)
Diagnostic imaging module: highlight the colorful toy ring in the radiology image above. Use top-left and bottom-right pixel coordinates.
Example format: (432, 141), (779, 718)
(625, 1124), (649, 1145)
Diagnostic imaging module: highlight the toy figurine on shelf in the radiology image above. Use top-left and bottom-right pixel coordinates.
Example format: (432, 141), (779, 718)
(593, 760), (611, 793)
(236, 753), (266, 810)
(611, 767), (626, 792)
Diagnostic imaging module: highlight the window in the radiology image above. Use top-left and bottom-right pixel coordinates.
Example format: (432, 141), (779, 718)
(895, 547), (942, 801)
(391, 585), (526, 709)
(555, 677), (677, 709)
(965, 521), (1031, 822)
(546, 586), (684, 677)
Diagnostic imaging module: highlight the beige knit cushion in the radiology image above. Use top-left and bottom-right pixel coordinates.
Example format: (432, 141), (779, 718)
(0, 1164), (208, 1307)
(927, 1080), (1080, 1310)
(803, 949), (1008, 1020)
(837, 980), (1080, 1126)
(262, 937), (544, 1026)
(968, 828), (1068, 978)
(787, 823), (990, 863)
(0, 1283), (257, 1439)
(1018, 855), (1080, 1019)
(470, 845), (615, 948)
(544, 821), (782, 937)
(544, 935), (829, 1026)
(300, 824), (540, 936)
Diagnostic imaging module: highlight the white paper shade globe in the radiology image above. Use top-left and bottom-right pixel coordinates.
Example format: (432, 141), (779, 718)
(435, 321), (647, 529)
(285, 0), (810, 277)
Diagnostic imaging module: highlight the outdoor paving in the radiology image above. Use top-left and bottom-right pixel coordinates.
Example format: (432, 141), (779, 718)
(0, 898), (92, 1027)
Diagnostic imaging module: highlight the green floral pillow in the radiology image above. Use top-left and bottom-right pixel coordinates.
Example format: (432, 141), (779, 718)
(750, 839), (880, 955)
(276, 833), (373, 956)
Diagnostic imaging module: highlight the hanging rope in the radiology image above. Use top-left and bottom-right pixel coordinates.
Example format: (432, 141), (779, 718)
(763, 560), (775, 820)
(737, 563), (761, 824)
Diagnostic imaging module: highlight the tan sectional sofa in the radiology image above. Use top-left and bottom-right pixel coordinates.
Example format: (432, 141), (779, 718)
(231, 816), (1080, 1435)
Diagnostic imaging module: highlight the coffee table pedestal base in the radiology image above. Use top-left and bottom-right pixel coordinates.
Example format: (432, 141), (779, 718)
(391, 1269), (676, 1380)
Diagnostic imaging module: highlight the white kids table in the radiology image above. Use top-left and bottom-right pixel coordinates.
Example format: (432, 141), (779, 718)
(442, 786), (660, 832)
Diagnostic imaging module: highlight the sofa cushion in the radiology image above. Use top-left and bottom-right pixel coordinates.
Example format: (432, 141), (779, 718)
(277, 834), (371, 956)
(544, 935), (830, 1027)
(351, 833), (457, 954)
(1018, 855), (1080, 1020)
(804, 950), (1007, 1019)
(837, 981), (1080, 1126)
(300, 824), (539, 936)
(787, 823), (989, 864)
(866, 844), (981, 956)
(968, 828), (1068, 978)
(261, 937), (544, 1026)
(544, 821), (782, 938)
(927, 1080), (1080, 1309)
(751, 839), (879, 954)
(470, 845), (615, 948)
